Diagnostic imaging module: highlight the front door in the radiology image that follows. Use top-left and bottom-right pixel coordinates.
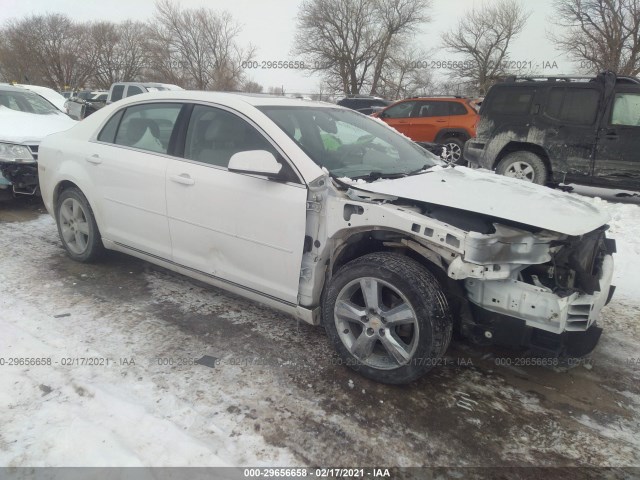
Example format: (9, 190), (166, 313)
(165, 104), (308, 304)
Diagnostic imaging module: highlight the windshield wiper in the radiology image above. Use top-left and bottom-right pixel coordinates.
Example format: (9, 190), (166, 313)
(350, 171), (408, 181)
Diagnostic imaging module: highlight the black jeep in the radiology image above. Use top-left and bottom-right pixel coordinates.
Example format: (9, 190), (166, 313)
(464, 72), (640, 190)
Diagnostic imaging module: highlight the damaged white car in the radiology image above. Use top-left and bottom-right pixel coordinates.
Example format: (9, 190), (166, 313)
(0, 84), (76, 194)
(38, 92), (616, 384)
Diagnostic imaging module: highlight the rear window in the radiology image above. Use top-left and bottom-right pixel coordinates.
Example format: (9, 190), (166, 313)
(488, 87), (535, 115)
(545, 88), (600, 125)
(110, 85), (125, 102)
(450, 102), (468, 115)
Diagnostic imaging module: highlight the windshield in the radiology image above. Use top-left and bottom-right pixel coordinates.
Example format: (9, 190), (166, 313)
(0, 90), (60, 115)
(259, 106), (440, 179)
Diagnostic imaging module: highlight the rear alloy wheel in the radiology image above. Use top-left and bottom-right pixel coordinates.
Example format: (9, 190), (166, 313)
(56, 187), (104, 262)
(322, 252), (452, 384)
(496, 151), (548, 185)
(442, 137), (465, 165)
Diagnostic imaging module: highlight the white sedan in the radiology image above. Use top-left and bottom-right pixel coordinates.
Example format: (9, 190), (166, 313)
(38, 91), (616, 384)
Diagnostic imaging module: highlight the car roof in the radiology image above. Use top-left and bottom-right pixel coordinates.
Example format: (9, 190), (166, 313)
(113, 90), (337, 109)
(0, 84), (31, 93)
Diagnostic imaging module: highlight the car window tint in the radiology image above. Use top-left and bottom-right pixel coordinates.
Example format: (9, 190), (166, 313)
(611, 93), (640, 126)
(545, 88), (599, 125)
(114, 103), (182, 154)
(127, 86), (144, 97)
(110, 85), (125, 102)
(450, 102), (468, 115)
(97, 110), (124, 143)
(489, 88), (534, 114)
(383, 101), (415, 118)
(415, 101), (449, 117)
(184, 105), (280, 169)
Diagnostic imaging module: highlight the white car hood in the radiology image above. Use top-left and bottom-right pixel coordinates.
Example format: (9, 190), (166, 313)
(352, 166), (610, 236)
(0, 107), (76, 144)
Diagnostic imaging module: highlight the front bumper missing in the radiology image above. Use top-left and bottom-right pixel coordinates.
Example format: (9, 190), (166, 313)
(464, 254), (615, 335)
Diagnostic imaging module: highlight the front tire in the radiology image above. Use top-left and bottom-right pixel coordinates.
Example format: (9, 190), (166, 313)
(55, 187), (104, 262)
(496, 151), (548, 185)
(322, 252), (452, 384)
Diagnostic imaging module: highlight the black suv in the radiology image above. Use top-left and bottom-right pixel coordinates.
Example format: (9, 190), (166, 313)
(337, 95), (391, 115)
(464, 72), (640, 190)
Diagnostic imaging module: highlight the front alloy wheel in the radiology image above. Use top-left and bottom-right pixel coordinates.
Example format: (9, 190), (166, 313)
(334, 277), (420, 370)
(322, 252), (452, 384)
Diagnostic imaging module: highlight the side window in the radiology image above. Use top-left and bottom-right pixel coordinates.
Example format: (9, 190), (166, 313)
(383, 101), (416, 118)
(126, 86), (144, 98)
(545, 88), (600, 125)
(489, 88), (535, 115)
(184, 105), (282, 170)
(97, 110), (124, 143)
(450, 102), (468, 115)
(114, 103), (182, 154)
(110, 85), (125, 102)
(611, 93), (640, 126)
(415, 101), (449, 117)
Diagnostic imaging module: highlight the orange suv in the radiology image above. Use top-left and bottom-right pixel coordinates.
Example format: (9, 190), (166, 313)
(373, 97), (478, 164)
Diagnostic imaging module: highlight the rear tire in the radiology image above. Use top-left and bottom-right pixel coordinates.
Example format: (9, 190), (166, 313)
(442, 137), (465, 165)
(322, 252), (452, 384)
(55, 187), (104, 262)
(496, 151), (548, 185)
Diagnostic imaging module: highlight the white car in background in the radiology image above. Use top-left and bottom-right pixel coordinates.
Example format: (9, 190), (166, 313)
(38, 91), (616, 384)
(0, 84), (76, 194)
(13, 84), (68, 112)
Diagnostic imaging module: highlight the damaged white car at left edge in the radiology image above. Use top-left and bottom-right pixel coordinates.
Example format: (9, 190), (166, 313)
(0, 84), (76, 194)
(37, 91), (616, 385)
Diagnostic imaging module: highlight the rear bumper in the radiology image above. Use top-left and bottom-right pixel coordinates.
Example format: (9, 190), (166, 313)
(463, 140), (490, 168)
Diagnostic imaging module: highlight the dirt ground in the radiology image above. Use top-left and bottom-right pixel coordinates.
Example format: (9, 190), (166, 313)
(1, 191), (639, 478)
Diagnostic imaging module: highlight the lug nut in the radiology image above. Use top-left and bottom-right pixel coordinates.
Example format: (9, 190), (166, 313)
(366, 328), (374, 335)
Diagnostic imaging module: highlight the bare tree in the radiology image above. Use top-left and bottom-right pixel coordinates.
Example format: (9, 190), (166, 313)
(376, 45), (435, 99)
(0, 14), (94, 90)
(370, 0), (431, 94)
(89, 21), (151, 89)
(550, 0), (640, 76)
(147, 0), (255, 90)
(242, 80), (264, 93)
(294, 0), (431, 95)
(442, 0), (530, 95)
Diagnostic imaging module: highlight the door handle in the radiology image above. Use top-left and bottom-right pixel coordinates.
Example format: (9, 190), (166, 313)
(436, 120), (447, 123)
(169, 173), (195, 186)
(604, 131), (618, 140)
(85, 154), (102, 165)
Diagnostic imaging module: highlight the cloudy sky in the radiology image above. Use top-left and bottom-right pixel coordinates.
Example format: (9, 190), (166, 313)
(2, 0), (574, 93)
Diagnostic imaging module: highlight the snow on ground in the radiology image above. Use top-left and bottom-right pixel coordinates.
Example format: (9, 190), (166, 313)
(0, 192), (639, 469)
(0, 217), (297, 467)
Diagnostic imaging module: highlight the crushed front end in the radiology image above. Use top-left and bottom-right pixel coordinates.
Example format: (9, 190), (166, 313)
(0, 143), (39, 195)
(461, 226), (616, 357)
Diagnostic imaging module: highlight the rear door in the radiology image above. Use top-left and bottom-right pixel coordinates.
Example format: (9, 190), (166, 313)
(594, 87), (640, 189)
(165, 104), (308, 304)
(541, 85), (601, 184)
(409, 100), (450, 141)
(88, 102), (184, 258)
(380, 101), (417, 138)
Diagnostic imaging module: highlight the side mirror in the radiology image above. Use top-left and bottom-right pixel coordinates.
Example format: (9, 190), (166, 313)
(228, 150), (283, 178)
